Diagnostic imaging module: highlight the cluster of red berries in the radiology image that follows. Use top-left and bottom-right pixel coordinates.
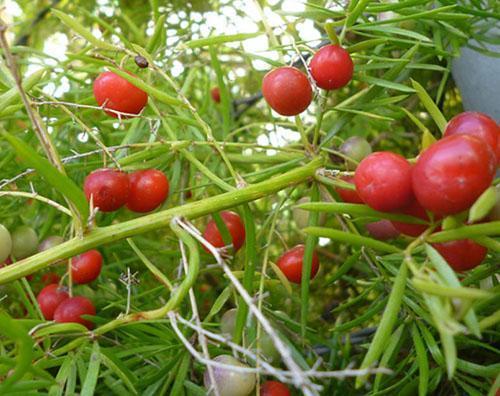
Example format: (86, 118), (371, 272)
(336, 111), (499, 272)
(84, 168), (169, 213)
(37, 249), (102, 329)
(202, 211), (320, 285)
(262, 44), (354, 116)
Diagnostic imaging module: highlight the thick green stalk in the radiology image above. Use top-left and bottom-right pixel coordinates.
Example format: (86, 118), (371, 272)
(0, 157), (324, 284)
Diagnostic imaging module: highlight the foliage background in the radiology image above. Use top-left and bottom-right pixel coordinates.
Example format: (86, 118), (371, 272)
(0, 0), (499, 395)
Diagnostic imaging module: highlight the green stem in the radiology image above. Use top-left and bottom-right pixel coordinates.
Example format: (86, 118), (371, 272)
(94, 219), (199, 335)
(427, 222), (500, 243)
(0, 157), (324, 284)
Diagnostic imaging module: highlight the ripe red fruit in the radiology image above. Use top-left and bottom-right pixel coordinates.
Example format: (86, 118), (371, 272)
(37, 284), (69, 320)
(276, 244), (319, 284)
(433, 239), (487, 272)
(444, 111), (500, 163)
(262, 67), (312, 116)
(71, 250), (103, 284)
(354, 152), (413, 212)
(365, 220), (400, 240)
(211, 87), (221, 103)
(390, 200), (431, 237)
(126, 169), (169, 213)
(202, 211), (245, 252)
(412, 135), (496, 215)
(260, 380), (291, 396)
(310, 44), (354, 90)
(335, 176), (364, 204)
(41, 272), (61, 285)
(93, 71), (148, 117)
(53, 296), (96, 329)
(84, 169), (130, 212)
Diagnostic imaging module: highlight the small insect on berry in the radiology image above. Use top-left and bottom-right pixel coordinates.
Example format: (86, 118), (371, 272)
(93, 71), (148, 117)
(134, 55), (149, 68)
(202, 211), (246, 253)
(53, 296), (96, 329)
(354, 152), (413, 212)
(310, 44), (354, 90)
(126, 169), (169, 213)
(84, 169), (130, 212)
(71, 250), (103, 284)
(37, 284), (69, 320)
(262, 66), (312, 116)
(276, 244), (319, 284)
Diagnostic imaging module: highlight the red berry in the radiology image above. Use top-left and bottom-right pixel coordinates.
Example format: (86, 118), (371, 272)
(310, 44), (354, 90)
(93, 71), (148, 117)
(262, 67), (312, 116)
(365, 220), (400, 240)
(335, 176), (364, 204)
(390, 200), (431, 237)
(260, 380), (291, 396)
(53, 296), (96, 329)
(433, 239), (487, 272)
(444, 111), (500, 164)
(202, 211), (245, 252)
(37, 284), (69, 320)
(354, 152), (413, 212)
(71, 250), (103, 284)
(126, 169), (169, 213)
(276, 244), (319, 284)
(84, 169), (130, 212)
(211, 87), (221, 103)
(412, 135), (496, 215)
(41, 272), (61, 285)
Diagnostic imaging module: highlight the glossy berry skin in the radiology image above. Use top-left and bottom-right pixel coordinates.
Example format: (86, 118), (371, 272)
(391, 200), (431, 237)
(0, 224), (12, 263)
(53, 296), (96, 329)
(412, 135), (496, 215)
(93, 71), (148, 117)
(365, 220), (400, 240)
(339, 136), (372, 170)
(310, 44), (354, 90)
(444, 111), (500, 163)
(11, 225), (38, 260)
(211, 87), (221, 103)
(335, 176), (364, 204)
(260, 381), (291, 396)
(262, 67), (312, 116)
(84, 169), (130, 212)
(37, 284), (69, 320)
(203, 355), (256, 396)
(71, 250), (103, 284)
(276, 244), (319, 284)
(126, 169), (169, 213)
(433, 239), (487, 272)
(354, 152), (413, 212)
(202, 211), (246, 252)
